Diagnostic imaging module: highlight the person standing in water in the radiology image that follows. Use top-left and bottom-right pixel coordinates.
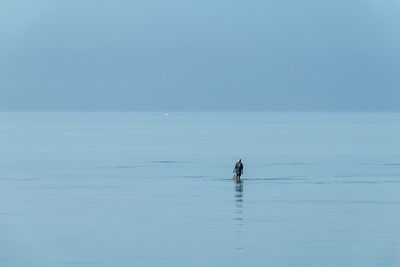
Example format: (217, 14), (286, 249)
(233, 159), (244, 182)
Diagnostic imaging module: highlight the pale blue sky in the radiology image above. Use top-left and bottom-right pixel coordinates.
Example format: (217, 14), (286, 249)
(1, 0), (399, 111)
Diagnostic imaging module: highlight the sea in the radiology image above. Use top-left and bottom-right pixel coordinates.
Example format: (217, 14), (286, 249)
(1, 112), (400, 267)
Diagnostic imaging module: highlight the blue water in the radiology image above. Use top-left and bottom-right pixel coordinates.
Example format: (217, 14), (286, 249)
(1, 112), (400, 266)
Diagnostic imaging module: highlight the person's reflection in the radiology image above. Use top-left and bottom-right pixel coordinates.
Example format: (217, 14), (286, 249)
(234, 181), (244, 252)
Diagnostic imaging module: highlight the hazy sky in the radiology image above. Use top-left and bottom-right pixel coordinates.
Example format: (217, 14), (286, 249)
(1, 0), (399, 111)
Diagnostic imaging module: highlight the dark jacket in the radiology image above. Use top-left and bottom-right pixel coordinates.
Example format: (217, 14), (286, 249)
(234, 162), (243, 175)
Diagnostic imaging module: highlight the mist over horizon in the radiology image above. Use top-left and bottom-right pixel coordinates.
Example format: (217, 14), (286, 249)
(1, 0), (400, 111)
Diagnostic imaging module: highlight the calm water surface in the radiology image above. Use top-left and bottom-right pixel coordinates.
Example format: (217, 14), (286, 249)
(1, 112), (400, 266)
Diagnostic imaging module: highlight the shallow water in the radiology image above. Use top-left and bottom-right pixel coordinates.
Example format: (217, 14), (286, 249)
(1, 112), (400, 266)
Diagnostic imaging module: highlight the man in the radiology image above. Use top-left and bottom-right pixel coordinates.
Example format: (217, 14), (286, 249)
(233, 159), (244, 182)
